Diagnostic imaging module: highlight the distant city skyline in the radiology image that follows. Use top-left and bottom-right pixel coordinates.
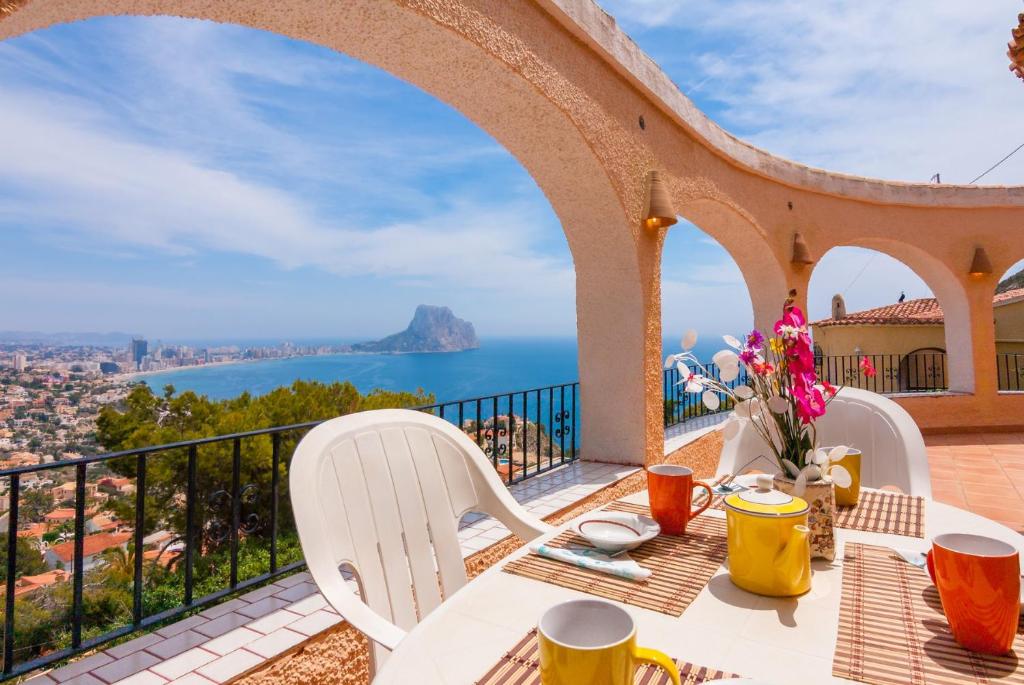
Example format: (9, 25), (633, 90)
(1, 7), (1022, 339)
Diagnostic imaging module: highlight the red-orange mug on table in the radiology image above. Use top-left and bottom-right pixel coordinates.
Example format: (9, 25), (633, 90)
(646, 465), (713, 536)
(931, 533), (1020, 655)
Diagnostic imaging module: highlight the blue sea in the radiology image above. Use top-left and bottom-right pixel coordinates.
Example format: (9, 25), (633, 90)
(136, 337), (724, 403)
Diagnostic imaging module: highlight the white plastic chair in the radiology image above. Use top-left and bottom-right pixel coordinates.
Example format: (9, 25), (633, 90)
(289, 409), (553, 674)
(716, 387), (932, 497)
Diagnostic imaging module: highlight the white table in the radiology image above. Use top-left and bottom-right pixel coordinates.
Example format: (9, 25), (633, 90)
(373, 489), (1024, 684)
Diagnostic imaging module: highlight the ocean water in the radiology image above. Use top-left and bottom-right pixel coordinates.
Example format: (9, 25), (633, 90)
(137, 337), (725, 402)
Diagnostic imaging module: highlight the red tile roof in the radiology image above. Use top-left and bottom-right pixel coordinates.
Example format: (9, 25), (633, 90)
(812, 288), (1024, 328)
(47, 532), (131, 563)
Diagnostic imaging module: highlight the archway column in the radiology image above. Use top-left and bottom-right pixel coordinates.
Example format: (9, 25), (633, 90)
(575, 221), (665, 466)
(964, 278), (998, 396)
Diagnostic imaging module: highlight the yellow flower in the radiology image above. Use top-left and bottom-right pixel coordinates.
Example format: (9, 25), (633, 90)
(769, 338), (784, 354)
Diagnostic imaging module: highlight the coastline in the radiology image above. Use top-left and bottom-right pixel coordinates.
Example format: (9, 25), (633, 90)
(120, 358), (261, 382)
(120, 347), (484, 383)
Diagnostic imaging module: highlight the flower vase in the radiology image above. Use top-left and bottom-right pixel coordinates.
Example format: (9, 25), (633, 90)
(774, 474), (835, 561)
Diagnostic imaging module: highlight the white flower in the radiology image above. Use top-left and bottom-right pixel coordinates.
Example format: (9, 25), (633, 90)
(712, 349), (739, 367)
(702, 390), (721, 410)
(718, 363), (740, 382)
(675, 361), (690, 377)
(733, 385), (754, 400)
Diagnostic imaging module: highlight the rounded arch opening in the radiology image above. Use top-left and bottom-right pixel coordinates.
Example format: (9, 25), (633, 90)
(0, 1), (665, 469)
(994, 258), (1024, 391)
(808, 243), (971, 394)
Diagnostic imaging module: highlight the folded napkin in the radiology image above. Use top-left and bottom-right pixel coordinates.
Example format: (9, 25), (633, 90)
(528, 542), (652, 581)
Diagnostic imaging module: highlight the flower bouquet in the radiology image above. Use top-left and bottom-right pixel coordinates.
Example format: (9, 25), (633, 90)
(665, 293), (871, 559)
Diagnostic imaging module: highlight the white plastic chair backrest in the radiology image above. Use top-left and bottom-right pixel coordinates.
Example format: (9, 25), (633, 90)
(717, 388), (931, 497)
(289, 409), (551, 672)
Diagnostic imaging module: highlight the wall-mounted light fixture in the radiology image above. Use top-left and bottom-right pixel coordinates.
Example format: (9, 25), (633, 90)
(968, 246), (993, 276)
(642, 170), (677, 230)
(791, 232), (814, 265)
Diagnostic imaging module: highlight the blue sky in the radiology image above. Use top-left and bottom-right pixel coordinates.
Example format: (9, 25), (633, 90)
(1, 3), (1022, 341)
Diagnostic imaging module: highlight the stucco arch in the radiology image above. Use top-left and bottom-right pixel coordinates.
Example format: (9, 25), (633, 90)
(5, 0), (1024, 442)
(0, 1), (663, 462)
(809, 241), (974, 393)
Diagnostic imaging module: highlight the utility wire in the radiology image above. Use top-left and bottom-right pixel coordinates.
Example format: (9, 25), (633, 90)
(969, 141), (1024, 184)
(842, 253), (877, 295)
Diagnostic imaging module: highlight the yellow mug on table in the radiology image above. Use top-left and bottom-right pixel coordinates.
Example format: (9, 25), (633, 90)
(538, 599), (680, 685)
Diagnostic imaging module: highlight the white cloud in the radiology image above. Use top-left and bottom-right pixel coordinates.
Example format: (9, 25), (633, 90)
(601, 0), (1024, 184)
(0, 89), (572, 299)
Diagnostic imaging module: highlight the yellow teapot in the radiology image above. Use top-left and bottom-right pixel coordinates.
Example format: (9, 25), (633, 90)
(723, 475), (812, 597)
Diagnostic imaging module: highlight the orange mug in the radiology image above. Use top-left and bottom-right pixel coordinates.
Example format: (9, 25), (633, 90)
(646, 465), (713, 536)
(931, 533), (1020, 655)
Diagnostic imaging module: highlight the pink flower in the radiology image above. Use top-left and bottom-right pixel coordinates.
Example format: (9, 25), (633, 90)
(792, 382), (827, 424)
(860, 357), (877, 378)
(738, 348), (758, 365)
(746, 330), (765, 350)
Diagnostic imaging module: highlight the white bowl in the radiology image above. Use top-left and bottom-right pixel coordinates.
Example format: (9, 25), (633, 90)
(575, 511), (660, 554)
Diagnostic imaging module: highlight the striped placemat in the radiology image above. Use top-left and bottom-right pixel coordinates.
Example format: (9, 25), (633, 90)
(476, 628), (740, 684)
(709, 485), (925, 538)
(833, 543), (1024, 684)
(502, 501), (727, 616)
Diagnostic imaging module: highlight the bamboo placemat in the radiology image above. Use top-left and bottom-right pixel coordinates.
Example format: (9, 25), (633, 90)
(502, 501), (727, 616)
(833, 543), (1024, 684)
(709, 485), (925, 537)
(476, 628), (740, 684)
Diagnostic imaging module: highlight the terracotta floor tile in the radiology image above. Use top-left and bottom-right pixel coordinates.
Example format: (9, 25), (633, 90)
(953, 471), (1012, 488)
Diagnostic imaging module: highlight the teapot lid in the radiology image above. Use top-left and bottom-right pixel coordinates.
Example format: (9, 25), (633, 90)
(724, 475), (809, 517)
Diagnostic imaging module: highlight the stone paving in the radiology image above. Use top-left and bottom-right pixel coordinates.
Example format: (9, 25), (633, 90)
(925, 431), (1024, 534)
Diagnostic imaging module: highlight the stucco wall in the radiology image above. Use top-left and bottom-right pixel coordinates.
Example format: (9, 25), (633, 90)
(813, 324), (947, 357)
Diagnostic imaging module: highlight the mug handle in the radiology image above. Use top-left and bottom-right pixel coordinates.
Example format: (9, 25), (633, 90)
(633, 646), (681, 685)
(690, 481), (714, 518)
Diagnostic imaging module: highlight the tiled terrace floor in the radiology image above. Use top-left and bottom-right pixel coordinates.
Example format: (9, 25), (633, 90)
(926, 431), (1024, 534)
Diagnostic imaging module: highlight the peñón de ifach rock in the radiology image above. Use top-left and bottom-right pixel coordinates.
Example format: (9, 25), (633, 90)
(351, 305), (479, 353)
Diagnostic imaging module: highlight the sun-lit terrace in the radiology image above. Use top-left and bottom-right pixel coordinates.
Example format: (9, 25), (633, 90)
(2, 0), (1024, 684)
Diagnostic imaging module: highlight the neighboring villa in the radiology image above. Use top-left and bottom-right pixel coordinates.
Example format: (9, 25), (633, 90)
(811, 288), (1024, 391)
(44, 531), (131, 571)
(811, 288), (1024, 356)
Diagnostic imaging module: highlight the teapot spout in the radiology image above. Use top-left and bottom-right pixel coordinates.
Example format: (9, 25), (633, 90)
(774, 524), (811, 594)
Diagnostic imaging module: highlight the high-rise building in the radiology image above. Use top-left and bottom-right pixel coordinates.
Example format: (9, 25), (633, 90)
(130, 338), (148, 370)
(13, 353), (26, 372)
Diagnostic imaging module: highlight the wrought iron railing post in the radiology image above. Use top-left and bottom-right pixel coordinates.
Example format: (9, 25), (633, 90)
(184, 445), (197, 606)
(4, 474), (19, 675)
(132, 454), (147, 626)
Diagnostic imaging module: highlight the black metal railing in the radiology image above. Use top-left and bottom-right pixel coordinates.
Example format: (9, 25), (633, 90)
(418, 382), (578, 486)
(0, 382), (578, 679)
(663, 361), (747, 428)
(662, 352), (962, 428)
(997, 353), (1024, 391)
(814, 353), (948, 394)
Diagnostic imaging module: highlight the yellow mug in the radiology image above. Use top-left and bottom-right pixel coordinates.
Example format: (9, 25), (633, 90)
(828, 447), (862, 506)
(538, 599), (680, 685)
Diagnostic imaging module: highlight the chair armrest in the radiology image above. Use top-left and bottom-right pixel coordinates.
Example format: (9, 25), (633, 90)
(313, 570), (407, 650)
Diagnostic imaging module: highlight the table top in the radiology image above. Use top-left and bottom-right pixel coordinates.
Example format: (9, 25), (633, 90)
(372, 489), (1024, 685)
